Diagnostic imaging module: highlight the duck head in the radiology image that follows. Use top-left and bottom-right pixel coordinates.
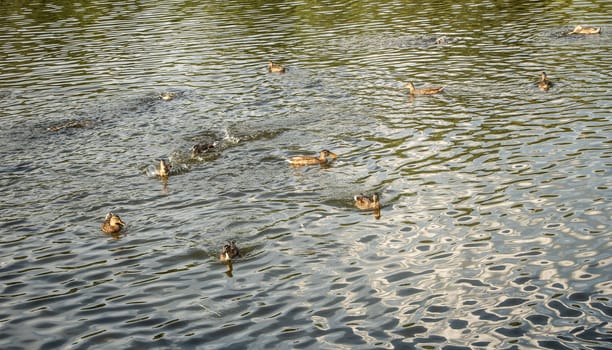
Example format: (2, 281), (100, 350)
(102, 212), (126, 234)
(108, 213), (125, 227)
(321, 150), (338, 160)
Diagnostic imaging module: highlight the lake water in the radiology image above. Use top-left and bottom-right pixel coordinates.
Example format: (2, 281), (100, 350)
(0, 1), (610, 349)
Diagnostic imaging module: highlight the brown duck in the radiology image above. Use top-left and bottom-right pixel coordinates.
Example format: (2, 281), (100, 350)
(220, 241), (241, 263)
(406, 81), (445, 95)
(288, 150), (337, 166)
(538, 72), (552, 91)
(354, 193), (381, 210)
(268, 61), (286, 73)
(101, 213), (126, 234)
(568, 25), (601, 34)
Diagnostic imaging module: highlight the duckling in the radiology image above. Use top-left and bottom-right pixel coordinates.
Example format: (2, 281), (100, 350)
(159, 92), (177, 101)
(220, 240), (241, 263)
(354, 193), (381, 210)
(191, 142), (216, 158)
(155, 159), (172, 178)
(538, 71), (552, 91)
(268, 61), (286, 73)
(288, 150), (338, 166)
(569, 25), (601, 34)
(101, 213), (126, 234)
(406, 81), (445, 95)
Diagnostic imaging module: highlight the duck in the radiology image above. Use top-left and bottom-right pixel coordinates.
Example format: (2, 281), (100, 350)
(159, 92), (177, 101)
(288, 150), (338, 166)
(406, 81), (445, 95)
(220, 240), (241, 263)
(268, 61), (286, 73)
(568, 25), (601, 34)
(47, 120), (89, 132)
(538, 71), (552, 91)
(191, 142), (216, 158)
(435, 36), (448, 45)
(101, 213), (126, 234)
(155, 159), (172, 178)
(354, 193), (381, 210)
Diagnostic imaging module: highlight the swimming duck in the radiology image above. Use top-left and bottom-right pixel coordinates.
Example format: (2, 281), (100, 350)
(354, 193), (381, 210)
(538, 72), (552, 91)
(191, 142), (216, 158)
(155, 159), (172, 178)
(159, 92), (177, 101)
(220, 240), (241, 263)
(47, 120), (89, 132)
(406, 81), (445, 95)
(268, 61), (286, 73)
(569, 25), (601, 34)
(435, 36), (448, 45)
(101, 213), (126, 234)
(288, 150), (338, 166)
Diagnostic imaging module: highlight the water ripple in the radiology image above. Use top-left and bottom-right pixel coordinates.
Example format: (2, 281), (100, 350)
(1, 0), (611, 349)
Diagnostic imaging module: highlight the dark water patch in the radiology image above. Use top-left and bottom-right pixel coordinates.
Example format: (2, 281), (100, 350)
(394, 324), (427, 338)
(397, 287), (425, 297)
(497, 298), (529, 308)
(590, 303), (612, 317)
(449, 319), (469, 329)
(472, 309), (507, 322)
(443, 346), (472, 350)
(526, 314), (550, 326)
(573, 322), (612, 343)
(495, 324), (527, 337)
(427, 305), (450, 313)
(568, 292), (590, 301)
(538, 340), (575, 350)
(414, 334), (446, 344)
(487, 264), (508, 271)
(547, 300), (583, 318)
(385, 270), (432, 283)
(456, 279), (490, 288)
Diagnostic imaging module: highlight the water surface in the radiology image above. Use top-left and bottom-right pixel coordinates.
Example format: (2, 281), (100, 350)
(0, 1), (610, 349)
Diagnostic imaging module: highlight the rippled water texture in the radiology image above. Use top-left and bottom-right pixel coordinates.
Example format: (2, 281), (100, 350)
(1, 1), (611, 349)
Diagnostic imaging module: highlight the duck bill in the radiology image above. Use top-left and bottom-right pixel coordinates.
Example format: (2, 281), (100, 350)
(328, 152), (338, 159)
